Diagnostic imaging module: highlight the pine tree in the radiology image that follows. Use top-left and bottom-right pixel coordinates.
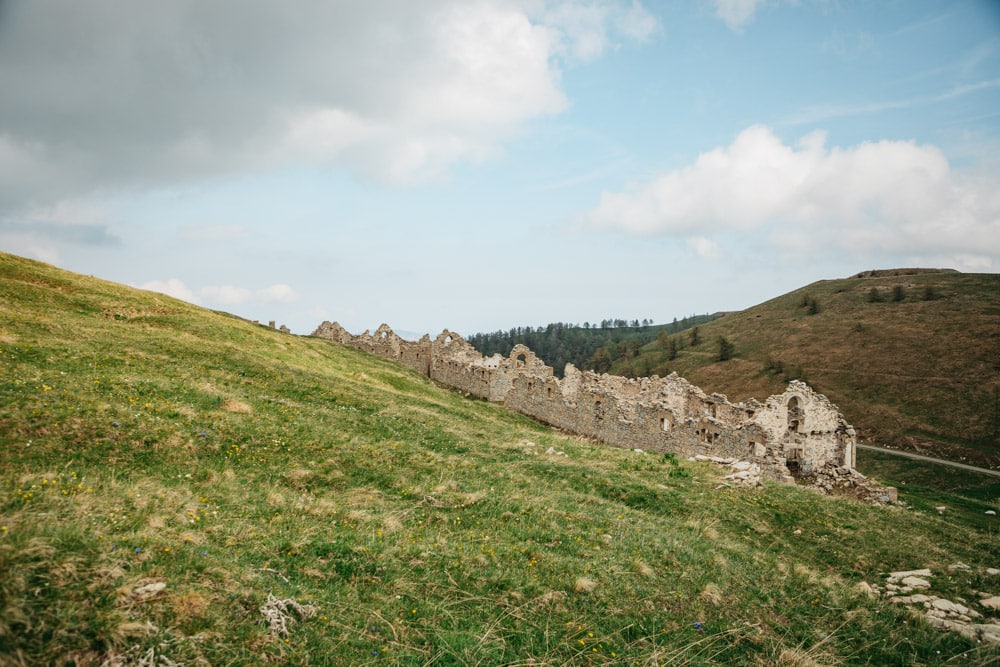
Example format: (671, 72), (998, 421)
(716, 336), (735, 361)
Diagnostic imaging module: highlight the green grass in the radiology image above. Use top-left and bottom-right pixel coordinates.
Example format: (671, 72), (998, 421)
(1, 252), (999, 665)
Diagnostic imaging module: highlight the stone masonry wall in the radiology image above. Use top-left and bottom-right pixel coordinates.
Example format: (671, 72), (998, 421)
(311, 322), (858, 481)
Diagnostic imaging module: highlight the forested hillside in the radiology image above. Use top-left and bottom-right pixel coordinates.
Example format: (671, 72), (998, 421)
(466, 314), (718, 377)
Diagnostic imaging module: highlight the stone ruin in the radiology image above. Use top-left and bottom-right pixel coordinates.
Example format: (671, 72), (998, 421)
(312, 321), (883, 490)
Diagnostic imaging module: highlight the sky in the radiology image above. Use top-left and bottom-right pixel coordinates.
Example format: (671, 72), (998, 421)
(1, 0), (998, 338)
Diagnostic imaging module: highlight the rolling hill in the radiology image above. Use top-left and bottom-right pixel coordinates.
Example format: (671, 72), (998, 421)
(1, 252), (998, 665)
(599, 270), (1000, 470)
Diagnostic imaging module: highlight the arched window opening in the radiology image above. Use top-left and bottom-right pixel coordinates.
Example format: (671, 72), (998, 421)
(787, 396), (804, 434)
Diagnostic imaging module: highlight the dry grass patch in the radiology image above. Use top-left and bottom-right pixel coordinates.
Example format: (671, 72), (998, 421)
(699, 582), (725, 605)
(220, 399), (252, 414)
(775, 646), (834, 667)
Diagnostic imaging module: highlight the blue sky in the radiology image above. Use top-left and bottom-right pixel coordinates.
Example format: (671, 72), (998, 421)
(1, 0), (998, 337)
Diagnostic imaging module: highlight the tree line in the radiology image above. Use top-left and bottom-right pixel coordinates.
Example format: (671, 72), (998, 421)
(466, 315), (717, 378)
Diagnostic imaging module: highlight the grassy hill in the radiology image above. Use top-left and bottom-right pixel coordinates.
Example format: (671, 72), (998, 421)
(1, 252), (999, 665)
(606, 270), (1000, 470)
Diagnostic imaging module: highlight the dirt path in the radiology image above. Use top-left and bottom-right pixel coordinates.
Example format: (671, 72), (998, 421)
(857, 444), (1000, 478)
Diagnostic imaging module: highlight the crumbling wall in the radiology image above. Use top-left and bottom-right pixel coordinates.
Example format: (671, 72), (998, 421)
(311, 321), (858, 481)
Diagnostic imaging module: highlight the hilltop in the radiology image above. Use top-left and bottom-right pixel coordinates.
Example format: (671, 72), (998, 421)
(1, 252), (998, 665)
(589, 270), (1000, 470)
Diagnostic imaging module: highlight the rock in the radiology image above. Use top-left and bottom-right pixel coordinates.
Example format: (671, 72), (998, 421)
(731, 460), (753, 472)
(935, 506), (946, 513)
(980, 596), (1000, 612)
(901, 576), (931, 589)
(132, 581), (167, 599)
(931, 598), (962, 614)
(982, 624), (1000, 645)
(988, 568), (1000, 576)
(948, 562), (971, 571)
(986, 510), (997, 516)
(888, 568), (932, 582)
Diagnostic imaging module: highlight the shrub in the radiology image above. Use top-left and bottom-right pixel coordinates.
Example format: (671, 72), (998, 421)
(716, 336), (735, 361)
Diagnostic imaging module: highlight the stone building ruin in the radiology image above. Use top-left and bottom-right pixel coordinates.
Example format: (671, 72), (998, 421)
(312, 321), (859, 484)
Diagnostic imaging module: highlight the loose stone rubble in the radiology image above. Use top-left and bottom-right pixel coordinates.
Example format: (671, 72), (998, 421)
(862, 568), (1000, 645)
(690, 455), (762, 487)
(799, 462), (899, 504)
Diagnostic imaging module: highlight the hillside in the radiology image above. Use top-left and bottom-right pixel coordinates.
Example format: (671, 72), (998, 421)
(465, 315), (718, 379)
(600, 270), (1000, 470)
(1, 252), (999, 665)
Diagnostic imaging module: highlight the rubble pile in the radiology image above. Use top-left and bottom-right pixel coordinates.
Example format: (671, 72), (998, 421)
(800, 462), (898, 504)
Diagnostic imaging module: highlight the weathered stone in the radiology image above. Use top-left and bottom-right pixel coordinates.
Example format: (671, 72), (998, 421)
(313, 322), (869, 487)
(988, 568), (1000, 576)
(931, 598), (962, 614)
(948, 562), (971, 571)
(888, 568), (932, 581)
(982, 624), (1000, 645)
(900, 576), (932, 589)
(980, 596), (1000, 611)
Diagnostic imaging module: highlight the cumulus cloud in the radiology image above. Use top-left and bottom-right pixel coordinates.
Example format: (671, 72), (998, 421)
(710, 0), (762, 31)
(542, 0), (661, 62)
(199, 285), (253, 306)
(139, 279), (198, 303)
(137, 280), (299, 306)
(583, 125), (1000, 264)
(0, 0), (657, 209)
(689, 236), (721, 259)
(256, 284), (298, 303)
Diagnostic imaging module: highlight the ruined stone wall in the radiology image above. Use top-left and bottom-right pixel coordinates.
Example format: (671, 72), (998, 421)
(311, 322), (857, 481)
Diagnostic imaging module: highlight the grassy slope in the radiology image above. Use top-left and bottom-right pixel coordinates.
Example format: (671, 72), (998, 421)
(620, 272), (1000, 468)
(1, 252), (998, 666)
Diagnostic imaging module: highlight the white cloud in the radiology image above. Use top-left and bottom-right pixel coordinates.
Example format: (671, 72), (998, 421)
(689, 236), (721, 259)
(710, 0), (762, 31)
(139, 279), (198, 303)
(0, 0), (657, 208)
(136, 280), (299, 306)
(200, 285), (253, 306)
(584, 125), (1000, 262)
(542, 0), (661, 62)
(256, 284), (297, 303)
